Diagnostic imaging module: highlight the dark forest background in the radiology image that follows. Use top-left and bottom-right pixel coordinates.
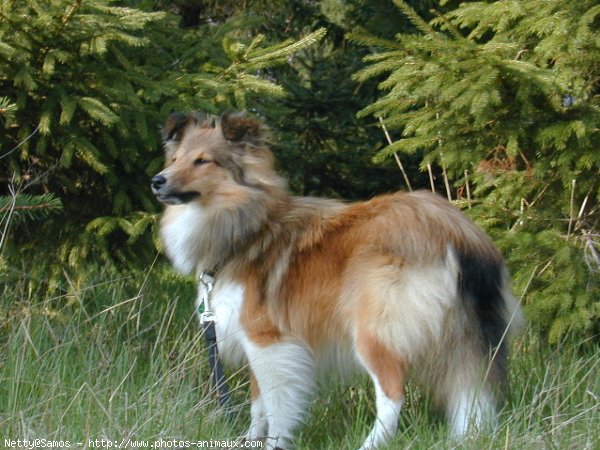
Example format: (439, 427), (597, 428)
(1, 0), (599, 342)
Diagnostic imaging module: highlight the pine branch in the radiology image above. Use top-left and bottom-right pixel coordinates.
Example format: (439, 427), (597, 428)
(246, 27), (327, 64)
(346, 30), (401, 50)
(392, 0), (438, 37)
(60, 0), (82, 27)
(0, 96), (17, 123)
(0, 193), (63, 222)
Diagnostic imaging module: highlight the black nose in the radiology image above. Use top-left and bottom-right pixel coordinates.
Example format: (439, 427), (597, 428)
(151, 175), (166, 191)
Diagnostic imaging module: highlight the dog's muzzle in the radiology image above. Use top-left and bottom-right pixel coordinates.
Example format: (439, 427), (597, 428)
(151, 174), (200, 205)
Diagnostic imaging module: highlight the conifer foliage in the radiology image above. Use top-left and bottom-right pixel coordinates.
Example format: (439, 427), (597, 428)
(2, 0), (598, 342)
(353, 0), (600, 342)
(0, 0), (324, 277)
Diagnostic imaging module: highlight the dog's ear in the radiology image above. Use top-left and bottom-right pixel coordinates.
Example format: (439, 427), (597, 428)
(220, 111), (263, 145)
(162, 112), (212, 143)
(162, 112), (190, 143)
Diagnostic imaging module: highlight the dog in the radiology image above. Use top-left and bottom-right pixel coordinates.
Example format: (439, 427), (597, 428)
(151, 111), (522, 449)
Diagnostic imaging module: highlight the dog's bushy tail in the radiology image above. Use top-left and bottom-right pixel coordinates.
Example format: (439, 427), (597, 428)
(456, 245), (523, 389)
(435, 244), (523, 436)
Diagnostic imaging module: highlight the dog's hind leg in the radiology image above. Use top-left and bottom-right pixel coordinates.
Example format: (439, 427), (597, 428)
(434, 346), (498, 437)
(422, 318), (500, 438)
(244, 339), (315, 450)
(355, 330), (407, 450)
(446, 384), (496, 437)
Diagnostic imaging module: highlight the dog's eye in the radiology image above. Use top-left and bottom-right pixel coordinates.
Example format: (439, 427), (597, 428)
(194, 158), (209, 166)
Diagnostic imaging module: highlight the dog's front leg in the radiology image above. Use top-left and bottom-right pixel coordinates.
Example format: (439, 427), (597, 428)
(244, 369), (268, 441)
(244, 339), (315, 450)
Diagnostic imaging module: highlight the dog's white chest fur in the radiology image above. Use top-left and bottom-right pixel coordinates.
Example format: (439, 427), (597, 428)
(161, 204), (206, 275)
(161, 204), (247, 364)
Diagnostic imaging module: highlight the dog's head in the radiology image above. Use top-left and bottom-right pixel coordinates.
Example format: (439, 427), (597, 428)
(151, 112), (282, 206)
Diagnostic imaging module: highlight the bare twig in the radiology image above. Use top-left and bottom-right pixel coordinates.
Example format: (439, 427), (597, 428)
(464, 170), (472, 209)
(582, 230), (600, 274)
(510, 183), (552, 231)
(567, 178), (576, 239)
(378, 117), (413, 191)
(435, 112), (451, 201)
(427, 163), (435, 193)
(0, 180), (19, 252)
(441, 160), (452, 201)
(577, 191), (590, 222)
(0, 124), (41, 160)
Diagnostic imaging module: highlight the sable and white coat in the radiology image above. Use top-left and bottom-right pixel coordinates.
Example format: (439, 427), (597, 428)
(152, 112), (523, 450)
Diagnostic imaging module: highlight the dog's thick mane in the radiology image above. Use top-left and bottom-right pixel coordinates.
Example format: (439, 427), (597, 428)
(160, 112), (347, 276)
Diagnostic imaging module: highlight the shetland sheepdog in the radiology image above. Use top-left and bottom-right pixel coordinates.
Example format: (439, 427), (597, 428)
(151, 112), (522, 450)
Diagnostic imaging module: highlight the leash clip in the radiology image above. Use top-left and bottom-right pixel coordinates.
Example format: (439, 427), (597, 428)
(198, 269), (217, 323)
(199, 270), (215, 293)
(200, 311), (216, 324)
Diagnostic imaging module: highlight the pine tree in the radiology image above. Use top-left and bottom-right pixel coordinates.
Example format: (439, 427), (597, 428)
(253, 0), (406, 199)
(353, 0), (600, 343)
(0, 97), (63, 262)
(0, 0), (325, 286)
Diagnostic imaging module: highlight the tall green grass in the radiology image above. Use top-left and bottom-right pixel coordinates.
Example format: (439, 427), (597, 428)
(1, 265), (598, 449)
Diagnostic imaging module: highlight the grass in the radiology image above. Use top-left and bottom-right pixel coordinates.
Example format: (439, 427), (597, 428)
(1, 264), (598, 449)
